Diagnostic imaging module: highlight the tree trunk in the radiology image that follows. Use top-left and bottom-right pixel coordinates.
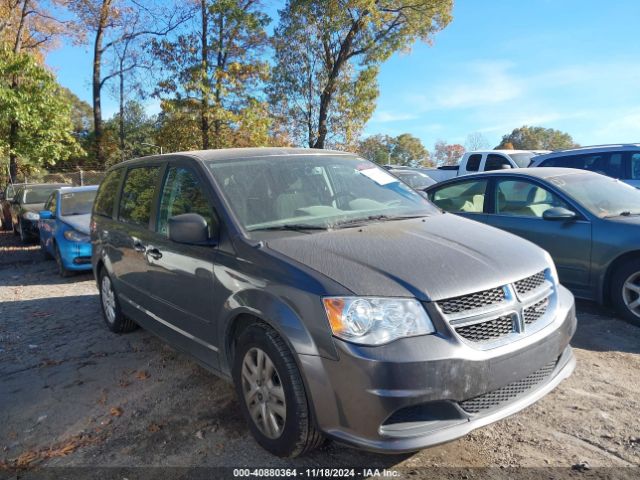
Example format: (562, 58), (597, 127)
(200, 0), (210, 150)
(118, 64), (125, 161)
(92, 0), (112, 165)
(213, 11), (224, 149)
(8, 0), (30, 182)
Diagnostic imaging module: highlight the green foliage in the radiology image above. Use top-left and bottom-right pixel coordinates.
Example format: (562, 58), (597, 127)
(151, 0), (271, 149)
(496, 126), (578, 151)
(357, 133), (429, 166)
(270, 0), (453, 148)
(103, 100), (158, 163)
(0, 46), (84, 171)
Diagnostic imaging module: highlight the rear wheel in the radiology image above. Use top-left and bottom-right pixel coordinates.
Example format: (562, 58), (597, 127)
(611, 259), (640, 326)
(99, 269), (137, 333)
(232, 323), (323, 457)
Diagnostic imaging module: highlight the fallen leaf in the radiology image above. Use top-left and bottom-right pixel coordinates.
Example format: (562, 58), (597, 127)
(135, 370), (150, 380)
(148, 423), (162, 433)
(110, 407), (123, 417)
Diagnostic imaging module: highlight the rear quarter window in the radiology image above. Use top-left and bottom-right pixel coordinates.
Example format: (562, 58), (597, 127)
(94, 169), (123, 218)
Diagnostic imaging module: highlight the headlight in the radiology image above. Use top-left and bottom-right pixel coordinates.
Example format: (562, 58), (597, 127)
(64, 229), (90, 242)
(323, 297), (435, 345)
(23, 211), (39, 220)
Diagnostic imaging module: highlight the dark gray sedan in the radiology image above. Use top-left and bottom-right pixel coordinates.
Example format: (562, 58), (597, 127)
(425, 168), (640, 325)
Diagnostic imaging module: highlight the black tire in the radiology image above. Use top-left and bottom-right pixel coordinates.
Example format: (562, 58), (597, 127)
(40, 239), (53, 260)
(54, 244), (73, 278)
(12, 221), (19, 236)
(98, 268), (137, 333)
(611, 259), (640, 327)
(232, 323), (323, 457)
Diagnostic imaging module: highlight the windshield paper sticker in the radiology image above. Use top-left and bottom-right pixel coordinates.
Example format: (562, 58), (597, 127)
(359, 168), (398, 185)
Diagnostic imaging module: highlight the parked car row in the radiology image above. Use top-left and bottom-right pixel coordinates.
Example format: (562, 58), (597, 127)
(0, 181), (97, 277)
(4, 143), (637, 459)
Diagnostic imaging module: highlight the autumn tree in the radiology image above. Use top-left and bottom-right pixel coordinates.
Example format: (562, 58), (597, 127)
(357, 133), (429, 166)
(68, 0), (187, 164)
(433, 140), (465, 166)
(357, 134), (393, 164)
(270, 0), (453, 149)
(152, 0), (271, 150)
(103, 100), (158, 164)
(0, 46), (83, 179)
(496, 126), (578, 151)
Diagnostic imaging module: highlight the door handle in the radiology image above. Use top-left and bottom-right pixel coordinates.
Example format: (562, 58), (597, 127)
(133, 240), (146, 253)
(146, 247), (162, 260)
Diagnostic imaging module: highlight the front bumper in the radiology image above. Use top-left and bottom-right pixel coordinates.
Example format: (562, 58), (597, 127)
(300, 285), (576, 453)
(58, 239), (93, 271)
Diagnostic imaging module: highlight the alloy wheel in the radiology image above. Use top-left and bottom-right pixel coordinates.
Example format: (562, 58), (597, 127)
(101, 275), (117, 324)
(241, 347), (287, 439)
(622, 271), (640, 319)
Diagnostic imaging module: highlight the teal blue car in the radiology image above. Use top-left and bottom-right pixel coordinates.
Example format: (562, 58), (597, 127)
(39, 186), (98, 277)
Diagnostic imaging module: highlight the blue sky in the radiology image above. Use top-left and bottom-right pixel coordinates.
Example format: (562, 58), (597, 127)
(46, 0), (640, 150)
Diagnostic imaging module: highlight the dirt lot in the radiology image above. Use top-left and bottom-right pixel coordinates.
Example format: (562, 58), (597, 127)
(1, 230), (639, 478)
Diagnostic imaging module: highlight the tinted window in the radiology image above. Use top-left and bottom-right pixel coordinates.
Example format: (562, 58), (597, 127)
(94, 169), (123, 218)
(631, 153), (640, 179)
(507, 152), (536, 168)
(495, 180), (569, 218)
(430, 179), (488, 213)
(60, 190), (97, 216)
(485, 154), (512, 171)
(24, 186), (61, 204)
(157, 167), (217, 237)
(119, 166), (160, 226)
(466, 154), (482, 172)
(542, 152), (623, 178)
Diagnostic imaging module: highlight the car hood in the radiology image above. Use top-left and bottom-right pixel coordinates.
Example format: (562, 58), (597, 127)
(60, 214), (91, 234)
(266, 214), (551, 301)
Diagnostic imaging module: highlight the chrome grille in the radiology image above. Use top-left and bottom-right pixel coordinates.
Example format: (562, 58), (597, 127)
(524, 297), (549, 325)
(437, 287), (506, 315)
(514, 270), (546, 296)
(454, 315), (514, 342)
(460, 359), (558, 414)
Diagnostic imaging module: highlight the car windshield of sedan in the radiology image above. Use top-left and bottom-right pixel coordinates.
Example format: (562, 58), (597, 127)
(60, 190), (97, 216)
(393, 171), (435, 189)
(508, 152), (537, 167)
(206, 155), (438, 232)
(24, 186), (60, 204)
(551, 173), (640, 218)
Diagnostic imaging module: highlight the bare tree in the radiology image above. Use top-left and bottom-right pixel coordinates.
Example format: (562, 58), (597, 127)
(465, 132), (489, 151)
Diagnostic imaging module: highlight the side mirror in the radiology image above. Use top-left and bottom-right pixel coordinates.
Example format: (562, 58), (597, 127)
(39, 210), (54, 220)
(169, 213), (210, 244)
(543, 207), (577, 221)
(500, 164), (513, 170)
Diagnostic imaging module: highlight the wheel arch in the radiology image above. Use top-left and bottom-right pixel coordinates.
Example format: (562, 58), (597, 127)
(601, 250), (640, 304)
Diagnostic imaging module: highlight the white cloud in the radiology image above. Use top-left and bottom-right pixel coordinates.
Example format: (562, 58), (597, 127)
(371, 110), (419, 123)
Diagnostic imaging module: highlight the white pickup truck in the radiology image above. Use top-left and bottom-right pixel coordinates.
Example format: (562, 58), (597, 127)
(423, 150), (549, 183)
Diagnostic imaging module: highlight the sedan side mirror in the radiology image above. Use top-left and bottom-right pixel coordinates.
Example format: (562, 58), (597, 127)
(543, 207), (577, 221)
(499, 164), (513, 170)
(39, 210), (54, 220)
(169, 213), (210, 245)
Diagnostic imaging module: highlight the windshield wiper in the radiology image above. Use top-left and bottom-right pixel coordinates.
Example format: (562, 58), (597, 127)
(250, 224), (328, 232)
(332, 214), (428, 229)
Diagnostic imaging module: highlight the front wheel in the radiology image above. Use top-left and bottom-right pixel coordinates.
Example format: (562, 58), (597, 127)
(54, 245), (72, 278)
(232, 323), (323, 457)
(611, 259), (640, 326)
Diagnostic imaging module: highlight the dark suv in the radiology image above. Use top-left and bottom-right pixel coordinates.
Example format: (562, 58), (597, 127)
(92, 148), (576, 457)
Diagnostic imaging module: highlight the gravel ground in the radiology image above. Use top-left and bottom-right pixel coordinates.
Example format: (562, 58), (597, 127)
(1, 230), (639, 478)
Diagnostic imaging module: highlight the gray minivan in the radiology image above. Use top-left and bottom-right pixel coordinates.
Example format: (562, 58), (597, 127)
(91, 148), (576, 457)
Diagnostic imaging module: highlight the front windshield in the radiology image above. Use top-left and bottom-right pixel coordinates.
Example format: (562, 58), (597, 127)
(206, 155), (438, 232)
(394, 171), (435, 189)
(24, 186), (60, 204)
(550, 173), (640, 218)
(60, 190), (97, 216)
(508, 152), (537, 168)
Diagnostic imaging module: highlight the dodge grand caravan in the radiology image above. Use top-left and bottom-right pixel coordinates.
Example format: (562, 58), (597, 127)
(91, 148), (576, 457)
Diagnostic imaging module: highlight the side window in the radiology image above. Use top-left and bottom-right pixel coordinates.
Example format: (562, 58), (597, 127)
(631, 153), (640, 179)
(466, 154), (482, 172)
(430, 179), (488, 213)
(46, 193), (57, 214)
(157, 167), (217, 237)
(606, 153), (623, 178)
(541, 155), (579, 168)
(485, 154), (512, 171)
(496, 180), (569, 218)
(94, 169), (123, 218)
(118, 166), (160, 227)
